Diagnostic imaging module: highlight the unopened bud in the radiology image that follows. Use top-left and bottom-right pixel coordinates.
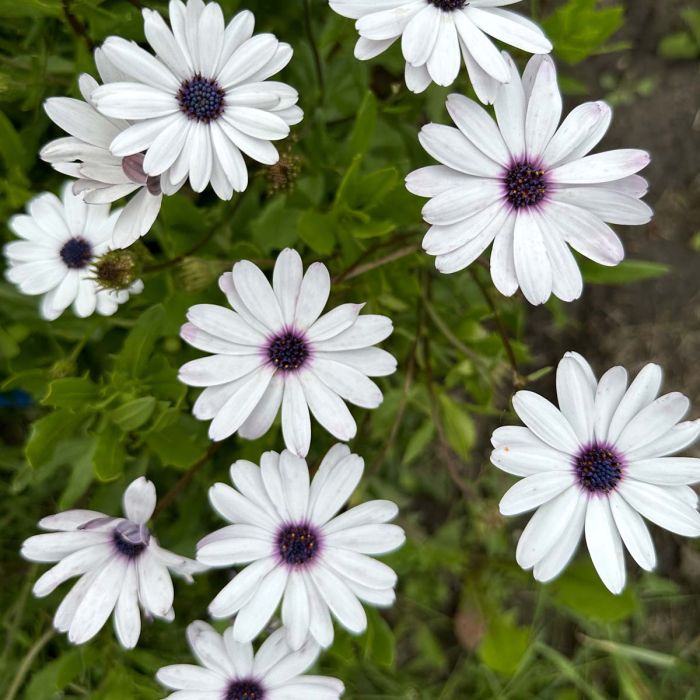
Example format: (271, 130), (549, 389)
(93, 249), (141, 291)
(179, 257), (231, 293)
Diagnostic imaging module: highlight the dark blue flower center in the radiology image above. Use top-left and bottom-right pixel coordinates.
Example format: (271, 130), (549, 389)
(575, 445), (623, 494)
(428, 0), (469, 10)
(505, 162), (547, 208)
(178, 75), (225, 123)
(268, 332), (308, 371)
(60, 237), (93, 269)
(277, 524), (319, 566)
(113, 522), (150, 559)
(225, 681), (265, 700)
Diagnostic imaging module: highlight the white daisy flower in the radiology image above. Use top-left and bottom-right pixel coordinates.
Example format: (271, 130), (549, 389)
(197, 445), (405, 649)
(90, 0), (303, 200)
(20, 477), (204, 648)
(406, 54), (653, 305)
(157, 621), (344, 699)
(178, 249), (396, 457)
(40, 49), (167, 249)
(491, 352), (700, 594)
(4, 183), (143, 321)
(328, 0), (552, 102)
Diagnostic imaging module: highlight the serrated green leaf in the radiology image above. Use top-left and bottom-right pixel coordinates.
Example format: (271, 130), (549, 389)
(26, 410), (87, 470)
(42, 377), (100, 409)
(93, 422), (126, 482)
(111, 396), (157, 431)
(298, 209), (337, 255)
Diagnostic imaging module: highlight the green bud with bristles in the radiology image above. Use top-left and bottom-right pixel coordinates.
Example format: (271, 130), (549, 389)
(92, 249), (141, 292)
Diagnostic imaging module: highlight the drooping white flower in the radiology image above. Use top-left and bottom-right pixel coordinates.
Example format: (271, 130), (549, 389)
(91, 0), (303, 200)
(20, 478), (203, 647)
(406, 54), (652, 305)
(4, 183), (143, 321)
(329, 0), (552, 102)
(197, 445), (405, 650)
(491, 352), (700, 594)
(157, 621), (344, 699)
(40, 49), (167, 249)
(178, 249), (396, 457)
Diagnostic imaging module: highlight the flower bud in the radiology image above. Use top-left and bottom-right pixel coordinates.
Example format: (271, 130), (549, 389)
(93, 249), (141, 291)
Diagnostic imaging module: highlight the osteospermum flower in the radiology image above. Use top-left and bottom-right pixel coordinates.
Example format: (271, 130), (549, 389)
(197, 445), (405, 649)
(406, 54), (652, 305)
(491, 352), (700, 594)
(40, 49), (168, 248)
(91, 0), (303, 199)
(157, 621), (344, 699)
(20, 478), (203, 647)
(4, 183), (143, 320)
(178, 248), (396, 457)
(329, 0), (551, 102)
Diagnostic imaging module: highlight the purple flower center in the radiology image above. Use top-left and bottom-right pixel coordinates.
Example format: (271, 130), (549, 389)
(60, 237), (93, 269)
(178, 75), (225, 123)
(277, 523), (320, 567)
(505, 162), (547, 209)
(113, 521), (151, 559)
(428, 0), (469, 10)
(225, 681), (265, 700)
(575, 444), (624, 494)
(267, 331), (309, 371)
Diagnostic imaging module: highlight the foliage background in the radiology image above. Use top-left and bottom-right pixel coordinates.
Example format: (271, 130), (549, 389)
(1, 0), (699, 697)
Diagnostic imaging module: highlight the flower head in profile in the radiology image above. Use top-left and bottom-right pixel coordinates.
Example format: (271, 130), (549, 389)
(491, 352), (700, 594)
(157, 621), (344, 699)
(20, 478), (203, 647)
(40, 49), (167, 249)
(91, 0), (303, 200)
(197, 445), (405, 649)
(179, 249), (396, 457)
(329, 0), (551, 102)
(406, 54), (652, 305)
(4, 183), (143, 320)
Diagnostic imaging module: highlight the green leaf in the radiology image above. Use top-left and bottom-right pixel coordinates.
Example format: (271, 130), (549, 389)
(363, 608), (395, 667)
(543, 0), (625, 64)
(479, 613), (531, 675)
(298, 210), (337, 255)
(114, 304), (166, 377)
(111, 396), (157, 431)
(26, 411), (86, 470)
(146, 415), (208, 469)
(438, 393), (476, 459)
(581, 259), (670, 285)
(250, 195), (301, 253)
(93, 422), (126, 482)
(346, 91), (378, 160)
(658, 32), (699, 60)
(403, 420), (435, 465)
(42, 377), (100, 409)
(550, 561), (638, 622)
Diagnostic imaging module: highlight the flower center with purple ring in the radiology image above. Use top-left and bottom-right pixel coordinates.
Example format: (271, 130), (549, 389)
(225, 680), (265, 700)
(504, 162), (547, 209)
(428, 0), (469, 10)
(60, 237), (93, 269)
(277, 524), (320, 567)
(113, 521), (151, 559)
(575, 444), (624, 494)
(178, 75), (225, 123)
(267, 331), (309, 372)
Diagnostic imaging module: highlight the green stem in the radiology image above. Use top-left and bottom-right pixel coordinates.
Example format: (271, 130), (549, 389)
(5, 627), (55, 700)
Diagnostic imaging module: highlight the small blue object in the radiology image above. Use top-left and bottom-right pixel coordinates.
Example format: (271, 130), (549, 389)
(0, 389), (33, 408)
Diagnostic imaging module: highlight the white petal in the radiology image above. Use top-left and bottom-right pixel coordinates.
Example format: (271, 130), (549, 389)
(294, 262), (331, 330)
(512, 390), (580, 453)
(627, 458), (700, 486)
(281, 374), (312, 458)
(625, 420), (700, 461)
(309, 452), (364, 526)
(592, 366), (628, 443)
(280, 450), (310, 522)
(427, 12), (461, 87)
(513, 209), (552, 305)
(114, 563), (141, 649)
(493, 51), (526, 158)
(499, 471), (575, 515)
(551, 149), (651, 185)
(233, 566), (288, 642)
(618, 480), (700, 537)
(281, 572), (312, 650)
(123, 477), (156, 524)
(299, 373), (356, 442)
(607, 363), (662, 444)
(524, 56), (560, 157)
(239, 373), (284, 440)
(208, 557), (277, 618)
(609, 491), (656, 571)
(453, 10), (509, 82)
(556, 354), (595, 444)
(309, 564), (367, 634)
(324, 523), (405, 555)
(585, 497), (626, 594)
(273, 248), (303, 326)
(468, 7), (552, 54)
(551, 187), (653, 226)
(137, 549), (174, 618)
(490, 445), (572, 477)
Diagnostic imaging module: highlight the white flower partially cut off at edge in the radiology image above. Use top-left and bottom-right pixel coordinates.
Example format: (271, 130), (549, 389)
(406, 54), (653, 305)
(4, 182), (143, 321)
(329, 0), (552, 103)
(20, 477), (204, 648)
(197, 445), (405, 650)
(40, 48), (168, 249)
(157, 621), (344, 699)
(490, 352), (700, 594)
(178, 248), (397, 457)
(91, 0), (303, 201)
